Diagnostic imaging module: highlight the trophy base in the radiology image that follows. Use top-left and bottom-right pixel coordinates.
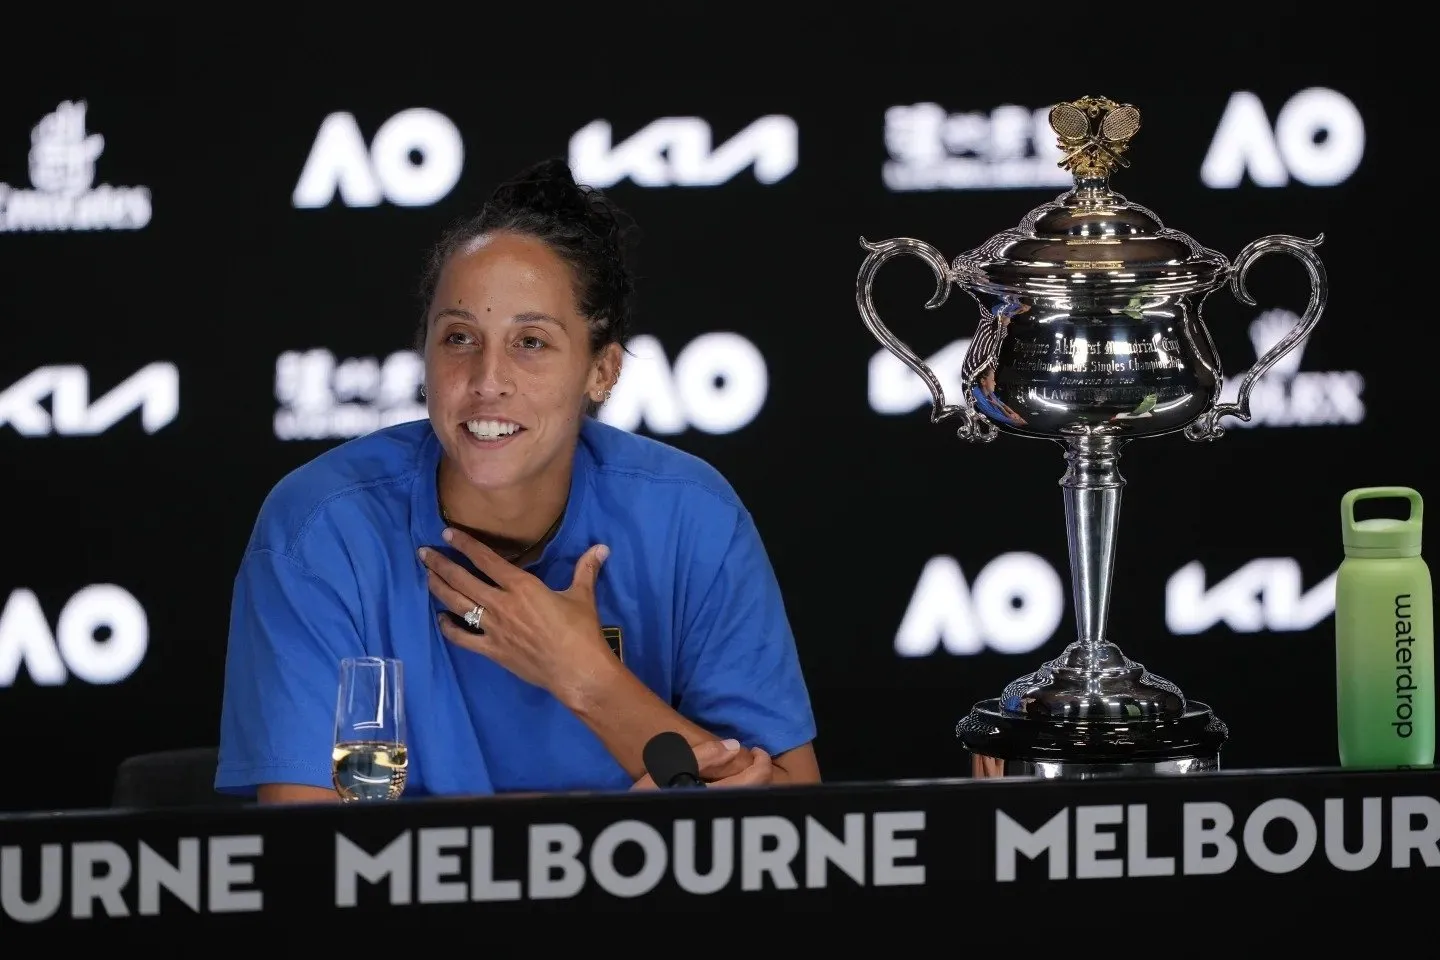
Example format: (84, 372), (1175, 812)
(956, 698), (1228, 781)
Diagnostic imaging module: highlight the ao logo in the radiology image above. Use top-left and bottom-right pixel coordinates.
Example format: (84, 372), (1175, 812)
(293, 108), (464, 209)
(0, 585), (148, 687)
(1202, 87), (1364, 189)
(896, 554), (1066, 658)
(599, 333), (768, 436)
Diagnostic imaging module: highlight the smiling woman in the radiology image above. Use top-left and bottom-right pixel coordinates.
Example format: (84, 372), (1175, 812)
(421, 230), (617, 556)
(213, 158), (820, 804)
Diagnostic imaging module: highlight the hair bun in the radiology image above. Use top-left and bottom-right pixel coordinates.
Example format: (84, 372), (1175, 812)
(418, 156), (638, 357)
(489, 158), (615, 237)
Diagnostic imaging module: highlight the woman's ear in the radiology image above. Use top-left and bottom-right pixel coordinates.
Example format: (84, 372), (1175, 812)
(589, 342), (623, 401)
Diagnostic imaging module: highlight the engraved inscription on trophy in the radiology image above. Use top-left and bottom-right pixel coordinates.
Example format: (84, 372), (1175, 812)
(1008, 333), (1185, 374)
(979, 318), (1215, 434)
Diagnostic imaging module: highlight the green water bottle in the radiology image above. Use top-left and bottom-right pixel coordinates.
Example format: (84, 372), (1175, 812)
(1336, 487), (1435, 767)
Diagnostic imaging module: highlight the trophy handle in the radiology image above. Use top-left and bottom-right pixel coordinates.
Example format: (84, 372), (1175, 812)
(856, 237), (997, 442)
(1184, 233), (1328, 441)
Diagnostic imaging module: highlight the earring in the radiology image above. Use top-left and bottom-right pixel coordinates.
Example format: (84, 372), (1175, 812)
(602, 389), (612, 402)
(419, 384), (426, 399)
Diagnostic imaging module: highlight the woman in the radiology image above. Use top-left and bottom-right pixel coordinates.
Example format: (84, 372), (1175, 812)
(214, 159), (820, 802)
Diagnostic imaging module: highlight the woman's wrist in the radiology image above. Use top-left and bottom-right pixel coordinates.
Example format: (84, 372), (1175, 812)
(554, 632), (627, 715)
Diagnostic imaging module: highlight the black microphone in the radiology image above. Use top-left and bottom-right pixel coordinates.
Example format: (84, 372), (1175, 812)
(643, 731), (705, 788)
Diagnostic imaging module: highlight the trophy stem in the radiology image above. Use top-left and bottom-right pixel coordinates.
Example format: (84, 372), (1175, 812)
(1060, 435), (1125, 656)
(960, 426), (1226, 768)
(989, 433), (1189, 720)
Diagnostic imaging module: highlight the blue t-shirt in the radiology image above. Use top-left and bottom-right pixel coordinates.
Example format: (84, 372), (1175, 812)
(214, 417), (816, 798)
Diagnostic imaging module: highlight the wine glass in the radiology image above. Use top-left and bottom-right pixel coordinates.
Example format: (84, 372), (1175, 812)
(332, 656), (408, 802)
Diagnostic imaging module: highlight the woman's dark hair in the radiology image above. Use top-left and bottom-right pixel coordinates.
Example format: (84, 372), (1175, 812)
(414, 157), (637, 357)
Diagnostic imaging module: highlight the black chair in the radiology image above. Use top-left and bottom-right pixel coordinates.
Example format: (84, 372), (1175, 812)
(111, 747), (247, 809)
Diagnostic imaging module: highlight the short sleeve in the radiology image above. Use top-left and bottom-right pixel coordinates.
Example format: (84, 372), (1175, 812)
(673, 509), (816, 758)
(214, 548), (365, 796)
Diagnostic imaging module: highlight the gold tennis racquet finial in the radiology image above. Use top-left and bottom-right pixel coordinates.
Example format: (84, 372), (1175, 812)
(1049, 95), (1142, 181)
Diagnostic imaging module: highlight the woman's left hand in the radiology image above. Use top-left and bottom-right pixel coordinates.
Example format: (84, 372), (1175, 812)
(419, 527), (614, 697)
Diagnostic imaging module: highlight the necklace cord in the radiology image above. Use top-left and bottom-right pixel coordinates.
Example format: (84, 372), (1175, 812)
(438, 499), (565, 563)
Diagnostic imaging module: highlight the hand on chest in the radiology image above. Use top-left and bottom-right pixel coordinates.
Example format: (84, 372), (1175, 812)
(416, 532), (672, 695)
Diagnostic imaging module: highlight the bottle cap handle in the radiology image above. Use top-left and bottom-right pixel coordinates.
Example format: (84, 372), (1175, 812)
(1341, 486), (1424, 537)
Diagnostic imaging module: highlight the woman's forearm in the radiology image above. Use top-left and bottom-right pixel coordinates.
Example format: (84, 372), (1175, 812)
(556, 653), (725, 781)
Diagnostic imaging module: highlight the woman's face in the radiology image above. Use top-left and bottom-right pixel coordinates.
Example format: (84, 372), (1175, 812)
(423, 230), (620, 492)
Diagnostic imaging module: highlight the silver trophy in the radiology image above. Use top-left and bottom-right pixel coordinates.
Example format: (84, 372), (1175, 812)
(857, 95), (1327, 779)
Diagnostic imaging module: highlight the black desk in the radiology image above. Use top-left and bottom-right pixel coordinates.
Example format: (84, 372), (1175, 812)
(1, 766), (1436, 932)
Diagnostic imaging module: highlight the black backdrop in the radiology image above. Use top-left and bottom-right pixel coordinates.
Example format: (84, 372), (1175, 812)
(0, 14), (1417, 812)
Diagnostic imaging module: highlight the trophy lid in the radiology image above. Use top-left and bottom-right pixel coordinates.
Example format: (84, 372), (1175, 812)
(954, 95), (1230, 302)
